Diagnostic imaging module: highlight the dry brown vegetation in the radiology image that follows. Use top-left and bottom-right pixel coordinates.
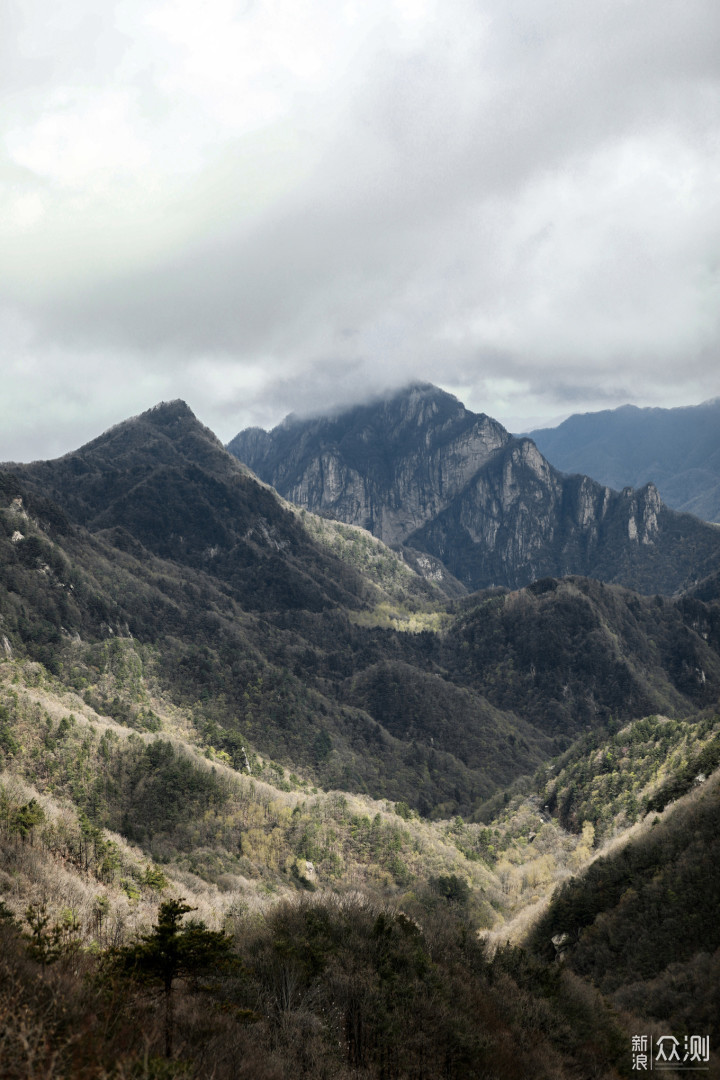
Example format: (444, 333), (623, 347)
(2, 646), (719, 1077)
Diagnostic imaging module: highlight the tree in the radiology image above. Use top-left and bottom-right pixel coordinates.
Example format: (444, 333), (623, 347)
(432, 873), (470, 905)
(111, 898), (234, 1057)
(10, 799), (45, 844)
(23, 903), (81, 971)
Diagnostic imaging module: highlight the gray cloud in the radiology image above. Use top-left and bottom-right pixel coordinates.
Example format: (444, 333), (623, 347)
(1, 0), (719, 459)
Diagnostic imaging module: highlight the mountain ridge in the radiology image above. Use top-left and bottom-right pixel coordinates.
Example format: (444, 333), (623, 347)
(528, 397), (720, 522)
(4, 399), (380, 615)
(1, 401), (720, 1074)
(229, 383), (511, 546)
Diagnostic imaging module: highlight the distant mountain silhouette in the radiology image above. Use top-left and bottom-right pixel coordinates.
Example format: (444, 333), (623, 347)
(528, 398), (720, 523)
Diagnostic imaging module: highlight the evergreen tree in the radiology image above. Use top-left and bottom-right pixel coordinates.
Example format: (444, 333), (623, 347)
(111, 897), (234, 1057)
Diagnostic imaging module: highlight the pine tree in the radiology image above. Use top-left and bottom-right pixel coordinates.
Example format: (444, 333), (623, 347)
(111, 898), (233, 1057)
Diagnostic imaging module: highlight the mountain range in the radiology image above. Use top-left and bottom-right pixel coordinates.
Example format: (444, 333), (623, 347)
(4, 393), (719, 816)
(1, 391), (719, 1077)
(528, 397), (720, 523)
(229, 383), (720, 595)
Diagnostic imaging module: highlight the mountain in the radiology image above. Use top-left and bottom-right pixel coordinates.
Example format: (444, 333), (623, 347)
(228, 383), (720, 595)
(529, 768), (720, 1050)
(0, 403), (537, 814)
(229, 384), (511, 546)
(4, 399), (376, 614)
(2, 402), (720, 1075)
(528, 397), (720, 523)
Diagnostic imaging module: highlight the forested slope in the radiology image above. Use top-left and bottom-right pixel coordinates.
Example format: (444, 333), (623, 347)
(529, 771), (720, 1052)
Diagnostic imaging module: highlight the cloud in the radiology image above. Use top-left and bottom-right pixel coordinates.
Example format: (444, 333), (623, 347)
(1, 0), (719, 457)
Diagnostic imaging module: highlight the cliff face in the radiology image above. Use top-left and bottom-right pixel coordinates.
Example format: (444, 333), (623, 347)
(408, 439), (671, 590)
(228, 384), (720, 595)
(229, 384), (510, 545)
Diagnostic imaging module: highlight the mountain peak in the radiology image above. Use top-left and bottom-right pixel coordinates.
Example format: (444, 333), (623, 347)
(80, 399), (201, 450)
(4, 395), (242, 540)
(385, 381), (461, 409)
(87, 398), (227, 461)
(143, 399), (197, 423)
(379, 382), (473, 428)
(229, 385), (511, 546)
(228, 386), (720, 594)
(276, 382), (462, 432)
(250, 382), (503, 449)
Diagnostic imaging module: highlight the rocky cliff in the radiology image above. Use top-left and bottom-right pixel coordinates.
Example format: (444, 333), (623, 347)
(229, 384), (510, 545)
(229, 384), (720, 595)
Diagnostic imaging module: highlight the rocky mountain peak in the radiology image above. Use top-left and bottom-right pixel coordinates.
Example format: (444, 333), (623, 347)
(528, 397), (720, 522)
(140, 398), (203, 431)
(228, 384), (720, 594)
(229, 383), (511, 546)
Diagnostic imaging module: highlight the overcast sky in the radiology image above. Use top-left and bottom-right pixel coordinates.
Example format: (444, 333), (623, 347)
(1, 0), (719, 461)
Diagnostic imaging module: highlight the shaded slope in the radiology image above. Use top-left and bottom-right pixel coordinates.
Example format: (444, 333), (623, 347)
(3, 403), (720, 819)
(4, 460), (720, 817)
(5, 401), (373, 614)
(440, 577), (720, 737)
(528, 772), (720, 1048)
(0, 469), (527, 815)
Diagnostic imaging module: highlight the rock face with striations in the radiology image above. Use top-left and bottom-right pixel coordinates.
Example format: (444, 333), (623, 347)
(228, 384), (720, 595)
(528, 397), (720, 523)
(229, 385), (510, 545)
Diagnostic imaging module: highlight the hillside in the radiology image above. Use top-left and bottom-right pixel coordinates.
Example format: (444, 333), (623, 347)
(2, 637), (719, 1076)
(0, 455), (534, 815)
(4, 400), (377, 615)
(529, 398), (720, 523)
(528, 769), (720, 1058)
(228, 383), (720, 594)
(3, 641), (720, 1077)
